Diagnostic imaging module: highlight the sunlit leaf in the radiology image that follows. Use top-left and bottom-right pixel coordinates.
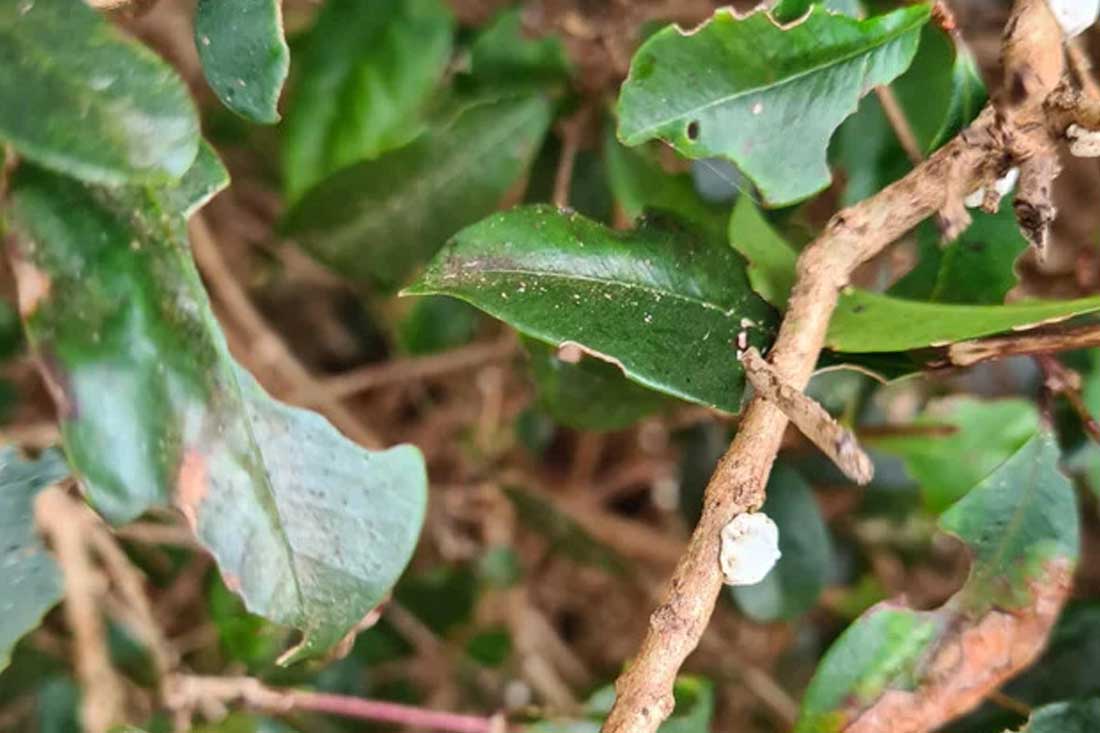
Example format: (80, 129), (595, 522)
(617, 4), (930, 206)
(6, 163), (428, 663)
(195, 0), (289, 124)
(407, 206), (778, 412)
(0, 0), (200, 184)
(0, 449), (69, 672)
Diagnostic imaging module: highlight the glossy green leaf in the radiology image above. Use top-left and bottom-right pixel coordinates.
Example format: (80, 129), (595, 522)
(827, 290), (1100, 352)
(617, 4), (930, 206)
(732, 465), (833, 621)
(524, 338), (667, 432)
(6, 164), (428, 664)
(833, 23), (986, 204)
(0, 0), (199, 184)
(0, 449), (70, 672)
(280, 0), (454, 201)
(796, 432), (1079, 732)
(870, 398), (1040, 513)
(168, 141), (230, 219)
(602, 125), (724, 235)
(284, 95), (553, 291)
(772, 0), (862, 22)
(1013, 700), (1100, 732)
(470, 8), (570, 88)
(195, 0), (289, 124)
(727, 196), (798, 308)
(890, 197), (1028, 305)
(406, 205), (778, 412)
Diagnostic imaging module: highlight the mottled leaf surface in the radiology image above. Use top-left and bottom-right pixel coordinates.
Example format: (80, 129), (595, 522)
(280, 0), (454, 201)
(0, 0), (199, 184)
(6, 164), (427, 663)
(827, 290), (1100, 352)
(617, 4), (930, 206)
(284, 95), (552, 291)
(731, 464), (833, 622)
(870, 398), (1039, 513)
(796, 432), (1079, 733)
(195, 0), (289, 124)
(524, 338), (667, 432)
(407, 206), (778, 412)
(0, 449), (69, 672)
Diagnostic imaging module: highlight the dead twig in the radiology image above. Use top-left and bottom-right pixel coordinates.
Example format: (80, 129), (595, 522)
(946, 321), (1100, 366)
(876, 86), (924, 165)
(1035, 354), (1100, 445)
(601, 2), (1082, 730)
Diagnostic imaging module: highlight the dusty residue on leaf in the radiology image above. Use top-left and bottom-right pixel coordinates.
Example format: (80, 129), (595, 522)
(175, 449), (208, 533)
(842, 558), (1074, 733)
(11, 257), (51, 317)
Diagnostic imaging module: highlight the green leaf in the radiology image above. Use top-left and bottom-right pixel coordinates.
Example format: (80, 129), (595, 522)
(890, 197), (1028, 305)
(524, 338), (667, 432)
(280, 0), (454, 201)
(602, 124), (725, 235)
(870, 398), (1040, 513)
(0, 448), (70, 672)
(1013, 700), (1100, 732)
(827, 290), (1100, 353)
(470, 8), (571, 88)
(284, 95), (553, 291)
(6, 163), (428, 664)
(833, 24), (986, 204)
(195, 0), (289, 124)
(796, 432), (1079, 732)
(772, 0), (863, 23)
(406, 206), (778, 412)
(617, 4), (931, 206)
(731, 464), (833, 621)
(727, 196), (798, 308)
(167, 141), (231, 219)
(0, 0), (200, 185)
(396, 296), (481, 356)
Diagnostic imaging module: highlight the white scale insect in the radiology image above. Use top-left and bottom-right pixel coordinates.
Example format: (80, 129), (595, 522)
(719, 512), (781, 586)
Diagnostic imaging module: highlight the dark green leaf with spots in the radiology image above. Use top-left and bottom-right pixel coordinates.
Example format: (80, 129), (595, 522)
(406, 205), (778, 412)
(617, 4), (931, 206)
(0, 0), (199, 184)
(195, 0), (289, 124)
(796, 432), (1079, 732)
(280, 0), (454, 201)
(284, 95), (553, 291)
(5, 163), (428, 664)
(0, 448), (70, 673)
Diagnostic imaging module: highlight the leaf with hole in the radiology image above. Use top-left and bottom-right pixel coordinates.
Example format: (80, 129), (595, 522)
(0, 448), (70, 673)
(284, 94), (553, 291)
(617, 4), (931, 206)
(406, 205), (778, 412)
(5, 162), (428, 664)
(0, 0), (199, 184)
(280, 0), (454, 201)
(796, 432), (1079, 733)
(194, 0), (289, 124)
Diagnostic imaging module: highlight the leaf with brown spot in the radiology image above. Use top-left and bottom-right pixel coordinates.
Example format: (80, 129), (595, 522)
(4, 160), (428, 664)
(795, 431), (1080, 733)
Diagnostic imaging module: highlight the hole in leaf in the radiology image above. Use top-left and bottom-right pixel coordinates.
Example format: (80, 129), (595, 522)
(686, 120), (700, 141)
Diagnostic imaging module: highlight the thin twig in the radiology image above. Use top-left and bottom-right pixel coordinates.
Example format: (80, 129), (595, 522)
(946, 322), (1100, 366)
(602, 1), (1076, 729)
(35, 487), (127, 733)
(1035, 354), (1100, 445)
(876, 85), (924, 165)
(164, 674), (504, 733)
(189, 216), (384, 449)
(552, 107), (590, 209)
(307, 335), (517, 400)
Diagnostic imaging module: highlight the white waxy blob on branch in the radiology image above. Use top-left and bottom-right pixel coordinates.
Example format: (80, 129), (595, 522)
(1050, 0), (1100, 38)
(719, 512), (781, 586)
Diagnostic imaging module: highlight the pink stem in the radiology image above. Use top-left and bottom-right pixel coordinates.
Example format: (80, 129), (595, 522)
(289, 690), (499, 733)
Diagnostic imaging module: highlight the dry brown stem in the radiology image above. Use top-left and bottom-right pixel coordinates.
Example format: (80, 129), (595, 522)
(600, 2), (1084, 730)
(947, 321), (1100, 366)
(35, 487), (127, 733)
